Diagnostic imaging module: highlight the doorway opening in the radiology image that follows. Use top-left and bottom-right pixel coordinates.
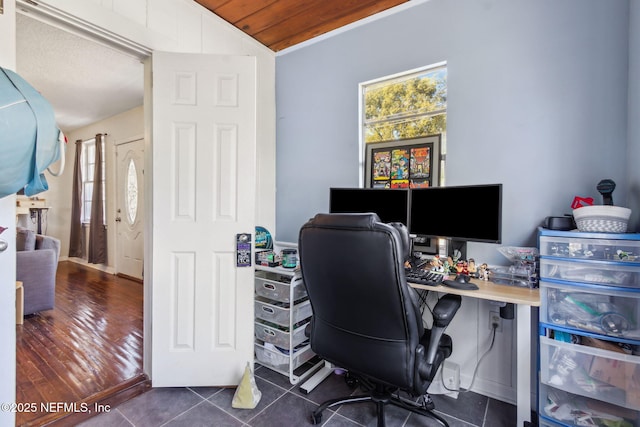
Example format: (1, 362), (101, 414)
(15, 9), (149, 426)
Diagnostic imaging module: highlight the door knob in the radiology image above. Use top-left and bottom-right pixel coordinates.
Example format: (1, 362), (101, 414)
(115, 217), (122, 222)
(0, 226), (7, 252)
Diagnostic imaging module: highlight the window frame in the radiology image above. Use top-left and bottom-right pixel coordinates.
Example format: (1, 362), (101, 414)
(358, 62), (447, 187)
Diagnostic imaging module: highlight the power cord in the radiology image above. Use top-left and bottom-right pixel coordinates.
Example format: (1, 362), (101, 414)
(440, 321), (498, 393)
(415, 288), (433, 319)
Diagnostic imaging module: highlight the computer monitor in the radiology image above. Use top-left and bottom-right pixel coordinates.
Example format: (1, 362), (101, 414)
(409, 184), (502, 244)
(329, 188), (409, 225)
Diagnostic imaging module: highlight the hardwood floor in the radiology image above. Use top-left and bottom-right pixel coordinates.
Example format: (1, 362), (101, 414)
(16, 261), (149, 427)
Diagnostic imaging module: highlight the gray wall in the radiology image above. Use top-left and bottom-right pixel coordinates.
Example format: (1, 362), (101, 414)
(629, 0), (640, 232)
(276, 0), (631, 266)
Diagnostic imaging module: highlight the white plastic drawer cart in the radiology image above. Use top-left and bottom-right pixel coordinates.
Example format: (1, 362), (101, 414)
(254, 264), (325, 387)
(538, 228), (640, 427)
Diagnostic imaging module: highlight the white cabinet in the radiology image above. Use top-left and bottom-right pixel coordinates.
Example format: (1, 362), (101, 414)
(538, 228), (640, 427)
(254, 265), (323, 384)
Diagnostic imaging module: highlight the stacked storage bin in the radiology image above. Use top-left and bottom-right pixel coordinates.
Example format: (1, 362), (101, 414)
(254, 265), (322, 384)
(538, 228), (640, 426)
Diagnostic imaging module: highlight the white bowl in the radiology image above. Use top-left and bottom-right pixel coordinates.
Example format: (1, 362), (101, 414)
(572, 205), (632, 233)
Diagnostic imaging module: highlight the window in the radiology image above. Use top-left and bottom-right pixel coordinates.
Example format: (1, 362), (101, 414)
(81, 138), (106, 223)
(126, 158), (138, 224)
(360, 63), (447, 185)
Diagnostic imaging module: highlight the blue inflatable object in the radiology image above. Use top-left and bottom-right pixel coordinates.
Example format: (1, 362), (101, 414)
(0, 67), (62, 198)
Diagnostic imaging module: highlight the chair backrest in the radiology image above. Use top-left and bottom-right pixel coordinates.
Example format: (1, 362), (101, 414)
(298, 213), (424, 391)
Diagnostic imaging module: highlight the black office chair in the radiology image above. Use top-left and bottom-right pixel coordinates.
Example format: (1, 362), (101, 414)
(298, 213), (461, 427)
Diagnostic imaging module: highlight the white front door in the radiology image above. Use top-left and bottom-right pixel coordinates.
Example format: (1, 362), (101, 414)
(115, 138), (144, 280)
(151, 52), (257, 386)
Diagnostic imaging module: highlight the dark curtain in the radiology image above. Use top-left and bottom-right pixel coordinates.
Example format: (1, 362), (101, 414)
(87, 134), (107, 264)
(68, 140), (85, 257)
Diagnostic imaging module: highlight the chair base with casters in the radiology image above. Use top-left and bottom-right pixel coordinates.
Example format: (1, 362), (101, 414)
(310, 374), (449, 427)
(306, 290), (459, 427)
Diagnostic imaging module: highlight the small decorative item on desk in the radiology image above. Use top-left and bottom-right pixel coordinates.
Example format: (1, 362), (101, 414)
(255, 250), (281, 267)
(467, 259), (477, 277)
(281, 248), (298, 269)
(478, 263), (489, 281)
(255, 226), (273, 250)
(489, 246), (539, 288)
(255, 226), (280, 266)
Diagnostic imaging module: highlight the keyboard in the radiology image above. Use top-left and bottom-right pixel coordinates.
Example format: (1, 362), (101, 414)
(404, 268), (446, 286)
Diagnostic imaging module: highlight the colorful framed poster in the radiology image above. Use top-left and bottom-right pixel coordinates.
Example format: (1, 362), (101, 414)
(364, 135), (441, 189)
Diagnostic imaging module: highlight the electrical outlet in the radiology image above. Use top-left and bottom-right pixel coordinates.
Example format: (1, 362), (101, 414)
(488, 310), (503, 332)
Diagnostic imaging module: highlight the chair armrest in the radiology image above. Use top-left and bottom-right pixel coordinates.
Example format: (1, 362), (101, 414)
(16, 249), (57, 280)
(432, 294), (461, 328)
(418, 294), (461, 382)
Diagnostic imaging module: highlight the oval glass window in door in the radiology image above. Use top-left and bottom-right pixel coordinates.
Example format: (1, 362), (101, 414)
(126, 158), (138, 224)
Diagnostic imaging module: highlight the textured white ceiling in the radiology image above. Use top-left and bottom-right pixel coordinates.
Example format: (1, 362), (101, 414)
(16, 13), (144, 133)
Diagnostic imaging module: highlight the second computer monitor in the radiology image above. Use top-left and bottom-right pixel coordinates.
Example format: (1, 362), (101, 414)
(329, 187), (409, 225)
(409, 184), (502, 244)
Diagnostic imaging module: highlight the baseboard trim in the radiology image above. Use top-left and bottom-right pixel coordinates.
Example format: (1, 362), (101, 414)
(65, 257), (115, 275)
(117, 272), (143, 283)
(463, 375), (536, 409)
(40, 373), (151, 427)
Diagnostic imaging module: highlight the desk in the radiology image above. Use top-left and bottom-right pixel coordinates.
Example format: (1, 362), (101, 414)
(410, 278), (540, 427)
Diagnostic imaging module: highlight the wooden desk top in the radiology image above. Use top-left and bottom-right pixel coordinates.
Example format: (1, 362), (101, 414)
(409, 277), (541, 307)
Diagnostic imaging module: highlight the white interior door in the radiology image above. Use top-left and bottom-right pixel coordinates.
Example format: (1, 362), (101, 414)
(151, 51), (257, 386)
(0, 195), (16, 427)
(1, 4), (17, 425)
(115, 138), (144, 280)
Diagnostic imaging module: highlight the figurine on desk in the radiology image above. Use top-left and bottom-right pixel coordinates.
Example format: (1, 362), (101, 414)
(429, 255), (445, 273)
(468, 258), (478, 277)
(443, 256), (455, 273)
(478, 263), (490, 281)
(455, 260), (469, 276)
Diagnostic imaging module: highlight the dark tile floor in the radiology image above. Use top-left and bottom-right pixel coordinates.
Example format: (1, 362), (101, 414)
(78, 364), (516, 427)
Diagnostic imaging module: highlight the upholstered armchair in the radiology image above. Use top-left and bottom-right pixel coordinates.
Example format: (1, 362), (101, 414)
(16, 227), (60, 315)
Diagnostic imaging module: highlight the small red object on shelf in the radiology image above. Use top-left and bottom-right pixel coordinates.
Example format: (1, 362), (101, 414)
(571, 196), (594, 209)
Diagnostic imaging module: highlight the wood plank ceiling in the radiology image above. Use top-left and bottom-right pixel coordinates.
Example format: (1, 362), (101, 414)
(194, 0), (409, 52)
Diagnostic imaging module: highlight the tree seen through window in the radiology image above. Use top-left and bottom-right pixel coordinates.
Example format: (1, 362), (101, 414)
(363, 66), (446, 143)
